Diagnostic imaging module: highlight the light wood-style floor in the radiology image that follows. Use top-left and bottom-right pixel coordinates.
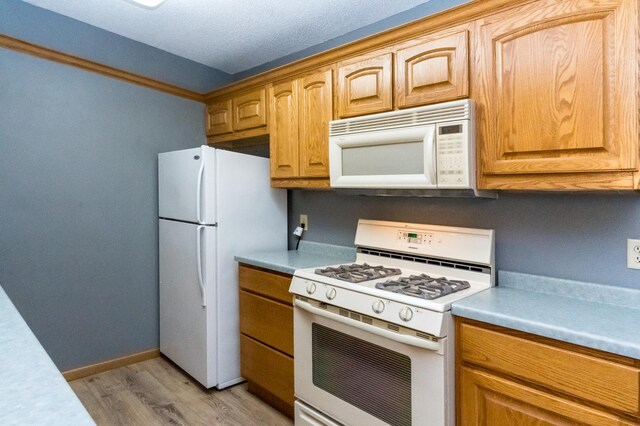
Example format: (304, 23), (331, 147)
(69, 356), (293, 426)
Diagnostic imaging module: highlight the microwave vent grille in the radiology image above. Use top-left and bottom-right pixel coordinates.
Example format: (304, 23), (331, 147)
(330, 101), (471, 136)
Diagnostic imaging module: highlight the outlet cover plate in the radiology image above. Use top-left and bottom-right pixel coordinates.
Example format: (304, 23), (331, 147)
(300, 214), (309, 231)
(627, 239), (640, 269)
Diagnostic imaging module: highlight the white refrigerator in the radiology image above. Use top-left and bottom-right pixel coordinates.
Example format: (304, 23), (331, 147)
(158, 145), (286, 389)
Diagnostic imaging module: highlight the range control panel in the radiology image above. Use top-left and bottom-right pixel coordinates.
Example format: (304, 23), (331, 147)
(397, 231), (434, 245)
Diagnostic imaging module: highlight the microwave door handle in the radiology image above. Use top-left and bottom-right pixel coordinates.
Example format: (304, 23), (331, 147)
(294, 299), (440, 351)
(423, 125), (437, 185)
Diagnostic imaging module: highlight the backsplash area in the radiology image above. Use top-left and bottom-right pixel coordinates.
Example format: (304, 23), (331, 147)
(289, 190), (640, 289)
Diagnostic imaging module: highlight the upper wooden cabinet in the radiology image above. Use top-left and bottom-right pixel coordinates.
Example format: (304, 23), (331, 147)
(336, 52), (393, 118)
(206, 87), (269, 143)
(269, 80), (299, 179)
(475, 0), (638, 190)
(270, 68), (332, 188)
(396, 29), (469, 108)
(206, 99), (233, 136)
(232, 88), (267, 131)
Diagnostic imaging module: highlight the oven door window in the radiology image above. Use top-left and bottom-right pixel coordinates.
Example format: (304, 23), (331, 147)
(342, 141), (424, 176)
(312, 323), (411, 426)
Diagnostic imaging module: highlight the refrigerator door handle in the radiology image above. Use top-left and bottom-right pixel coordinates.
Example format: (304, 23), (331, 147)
(196, 156), (205, 225)
(196, 225), (207, 307)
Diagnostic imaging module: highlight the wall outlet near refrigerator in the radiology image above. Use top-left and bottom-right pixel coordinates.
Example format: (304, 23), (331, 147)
(300, 214), (309, 231)
(627, 239), (640, 270)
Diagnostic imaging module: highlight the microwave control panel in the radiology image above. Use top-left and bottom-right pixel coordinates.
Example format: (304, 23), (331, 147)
(397, 231), (434, 245)
(435, 121), (470, 188)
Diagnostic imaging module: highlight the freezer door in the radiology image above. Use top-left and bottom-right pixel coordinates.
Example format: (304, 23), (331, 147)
(158, 145), (216, 224)
(159, 219), (217, 387)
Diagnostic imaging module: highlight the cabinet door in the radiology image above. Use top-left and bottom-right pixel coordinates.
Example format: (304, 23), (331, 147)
(460, 367), (636, 426)
(206, 99), (233, 136)
(395, 30), (469, 108)
(298, 68), (332, 178)
(232, 87), (267, 131)
(337, 52), (393, 117)
(269, 80), (299, 178)
(476, 0), (637, 188)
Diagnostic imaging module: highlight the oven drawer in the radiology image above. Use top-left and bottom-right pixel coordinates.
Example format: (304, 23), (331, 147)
(240, 334), (294, 406)
(239, 290), (293, 356)
(459, 322), (640, 416)
(238, 264), (292, 304)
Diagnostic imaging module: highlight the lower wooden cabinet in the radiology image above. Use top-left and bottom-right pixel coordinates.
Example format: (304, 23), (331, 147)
(457, 318), (640, 425)
(238, 264), (294, 418)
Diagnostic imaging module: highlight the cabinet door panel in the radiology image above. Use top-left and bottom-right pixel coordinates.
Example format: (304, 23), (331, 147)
(396, 30), (469, 108)
(298, 68), (332, 178)
(337, 52), (393, 117)
(206, 99), (233, 136)
(476, 0), (637, 181)
(232, 88), (267, 131)
(460, 367), (635, 426)
(269, 80), (299, 178)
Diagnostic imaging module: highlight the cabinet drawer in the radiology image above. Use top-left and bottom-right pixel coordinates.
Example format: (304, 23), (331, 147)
(239, 290), (293, 356)
(238, 264), (292, 304)
(460, 322), (640, 416)
(240, 334), (294, 406)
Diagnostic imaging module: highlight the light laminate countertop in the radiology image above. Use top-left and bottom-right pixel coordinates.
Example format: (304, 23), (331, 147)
(452, 271), (640, 359)
(235, 240), (356, 275)
(0, 285), (94, 425)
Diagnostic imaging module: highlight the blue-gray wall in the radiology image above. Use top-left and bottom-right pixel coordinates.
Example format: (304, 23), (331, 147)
(0, 48), (203, 371)
(0, 0), (232, 92)
(289, 191), (640, 289)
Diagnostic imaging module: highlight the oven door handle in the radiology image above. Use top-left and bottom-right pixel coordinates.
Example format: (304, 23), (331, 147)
(294, 299), (441, 351)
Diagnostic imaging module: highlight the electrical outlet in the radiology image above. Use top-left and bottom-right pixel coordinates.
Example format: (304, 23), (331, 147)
(627, 239), (640, 270)
(300, 214), (309, 231)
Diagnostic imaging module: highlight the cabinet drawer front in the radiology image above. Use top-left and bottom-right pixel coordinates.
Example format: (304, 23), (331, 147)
(232, 88), (267, 131)
(460, 367), (637, 426)
(238, 264), (292, 304)
(239, 290), (293, 356)
(460, 323), (640, 415)
(240, 334), (294, 406)
(206, 99), (233, 136)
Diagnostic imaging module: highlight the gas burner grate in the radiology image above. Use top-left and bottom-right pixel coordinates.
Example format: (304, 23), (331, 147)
(375, 273), (470, 300)
(315, 263), (402, 283)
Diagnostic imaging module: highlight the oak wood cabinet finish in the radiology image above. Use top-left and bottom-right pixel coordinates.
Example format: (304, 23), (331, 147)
(456, 318), (640, 425)
(238, 264), (294, 418)
(232, 87), (268, 131)
(206, 87), (269, 142)
(475, 0), (638, 190)
(204, 0), (639, 191)
(396, 29), (469, 108)
(205, 99), (233, 136)
(337, 51), (393, 117)
(269, 80), (299, 179)
(269, 68), (333, 187)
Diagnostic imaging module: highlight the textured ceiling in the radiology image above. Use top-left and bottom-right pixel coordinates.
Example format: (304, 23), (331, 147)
(22, 0), (429, 74)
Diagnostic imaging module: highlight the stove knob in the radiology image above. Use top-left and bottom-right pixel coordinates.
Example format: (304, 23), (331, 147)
(372, 300), (385, 314)
(399, 307), (413, 322)
(326, 287), (337, 300)
(305, 282), (316, 295)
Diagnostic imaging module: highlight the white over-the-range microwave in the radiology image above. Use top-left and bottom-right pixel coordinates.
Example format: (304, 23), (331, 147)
(329, 99), (492, 198)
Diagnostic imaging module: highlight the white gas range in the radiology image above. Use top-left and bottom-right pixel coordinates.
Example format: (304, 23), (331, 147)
(290, 219), (495, 426)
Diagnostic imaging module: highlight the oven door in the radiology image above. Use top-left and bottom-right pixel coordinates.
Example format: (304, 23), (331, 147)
(294, 298), (452, 426)
(329, 125), (437, 189)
